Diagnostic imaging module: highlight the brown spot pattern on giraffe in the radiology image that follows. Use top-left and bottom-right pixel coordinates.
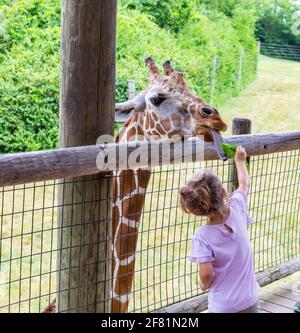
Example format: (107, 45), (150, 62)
(115, 223), (139, 259)
(149, 116), (155, 128)
(184, 114), (192, 128)
(121, 195), (145, 220)
(114, 260), (136, 295)
(136, 169), (151, 189)
(137, 125), (144, 137)
(152, 112), (158, 121)
(131, 113), (139, 122)
(171, 113), (181, 127)
(112, 206), (120, 235)
(156, 123), (166, 135)
(111, 299), (130, 313)
(161, 118), (171, 132)
(119, 170), (136, 199)
(145, 113), (150, 129)
(151, 130), (161, 137)
(189, 104), (197, 113)
(126, 127), (137, 141)
(112, 177), (118, 202)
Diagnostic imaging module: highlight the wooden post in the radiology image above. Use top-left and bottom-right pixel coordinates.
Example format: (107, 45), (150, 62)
(128, 80), (136, 100)
(256, 41), (261, 77)
(210, 55), (218, 104)
(237, 47), (244, 91)
(57, 0), (117, 313)
(257, 41), (261, 56)
(227, 118), (252, 193)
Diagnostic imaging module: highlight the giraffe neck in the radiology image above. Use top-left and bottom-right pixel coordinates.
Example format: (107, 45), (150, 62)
(111, 113), (151, 312)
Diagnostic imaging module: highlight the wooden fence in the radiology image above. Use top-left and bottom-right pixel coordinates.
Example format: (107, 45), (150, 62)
(261, 43), (300, 62)
(0, 123), (300, 313)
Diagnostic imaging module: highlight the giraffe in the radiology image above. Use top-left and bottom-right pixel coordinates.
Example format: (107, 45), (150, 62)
(42, 56), (227, 314)
(111, 57), (228, 312)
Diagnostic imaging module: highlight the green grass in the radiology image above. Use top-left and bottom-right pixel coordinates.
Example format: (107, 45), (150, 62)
(221, 55), (300, 133)
(0, 55), (300, 313)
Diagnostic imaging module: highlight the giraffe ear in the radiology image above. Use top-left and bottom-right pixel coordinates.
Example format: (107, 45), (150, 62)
(115, 91), (146, 122)
(115, 106), (135, 122)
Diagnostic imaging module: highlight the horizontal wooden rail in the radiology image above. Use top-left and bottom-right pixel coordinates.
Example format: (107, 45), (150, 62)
(261, 46), (300, 51)
(261, 42), (300, 49)
(0, 130), (300, 187)
(155, 257), (300, 313)
(261, 43), (300, 61)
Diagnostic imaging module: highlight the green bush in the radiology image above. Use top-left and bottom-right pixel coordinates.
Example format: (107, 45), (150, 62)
(117, 8), (258, 105)
(116, 9), (187, 101)
(119, 0), (193, 33)
(0, 1), (258, 153)
(177, 11), (243, 104)
(0, 0), (61, 153)
(0, 0), (60, 58)
(0, 26), (60, 152)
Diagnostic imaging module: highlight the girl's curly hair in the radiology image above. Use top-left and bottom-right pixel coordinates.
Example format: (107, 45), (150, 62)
(180, 170), (225, 217)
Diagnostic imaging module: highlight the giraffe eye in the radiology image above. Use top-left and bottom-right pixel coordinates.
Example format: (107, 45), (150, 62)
(202, 107), (214, 117)
(150, 96), (166, 106)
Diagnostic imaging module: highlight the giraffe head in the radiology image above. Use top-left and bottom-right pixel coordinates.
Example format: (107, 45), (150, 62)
(116, 57), (228, 160)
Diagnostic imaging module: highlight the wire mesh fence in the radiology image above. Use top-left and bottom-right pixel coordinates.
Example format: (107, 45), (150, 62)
(0, 149), (299, 313)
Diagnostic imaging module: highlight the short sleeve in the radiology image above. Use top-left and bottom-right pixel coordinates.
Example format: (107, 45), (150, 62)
(229, 189), (253, 225)
(188, 236), (215, 264)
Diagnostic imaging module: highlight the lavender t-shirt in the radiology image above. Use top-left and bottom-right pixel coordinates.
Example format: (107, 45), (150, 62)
(188, 189), (260, 313)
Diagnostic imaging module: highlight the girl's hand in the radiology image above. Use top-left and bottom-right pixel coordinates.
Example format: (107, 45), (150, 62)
(235, 146), (247, 163)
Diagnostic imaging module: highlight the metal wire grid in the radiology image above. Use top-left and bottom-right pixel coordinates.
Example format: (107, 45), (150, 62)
(0, 149), (299, 313)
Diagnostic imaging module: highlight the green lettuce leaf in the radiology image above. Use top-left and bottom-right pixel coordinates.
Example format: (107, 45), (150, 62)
(221, 143), (249, 171)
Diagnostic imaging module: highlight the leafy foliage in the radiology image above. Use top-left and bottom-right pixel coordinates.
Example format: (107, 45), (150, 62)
(117, 7), (258, 105)
(0, 0), (259, 153)
(200, 0), (300, 46)
(255, 0), (300, 45)
(199, 0), (250, 17)
(0, 0), (60, 153)
(177, 11), (254, 105)
(119, 0), (194, 33)
(222, 143), (249, 170)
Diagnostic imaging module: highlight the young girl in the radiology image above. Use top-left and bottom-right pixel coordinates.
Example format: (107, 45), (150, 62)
(180, 146), (260, 313)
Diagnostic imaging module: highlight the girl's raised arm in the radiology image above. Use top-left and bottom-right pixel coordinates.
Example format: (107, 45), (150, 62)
(234, 146), (250, 195)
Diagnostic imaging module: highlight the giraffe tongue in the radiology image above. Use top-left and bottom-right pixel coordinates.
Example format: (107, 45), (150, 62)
(208, 129), (228, 161)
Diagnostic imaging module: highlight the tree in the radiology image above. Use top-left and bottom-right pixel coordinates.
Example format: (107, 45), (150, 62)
(198, 0), (258, 18)
(256, 0), (300, 45)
